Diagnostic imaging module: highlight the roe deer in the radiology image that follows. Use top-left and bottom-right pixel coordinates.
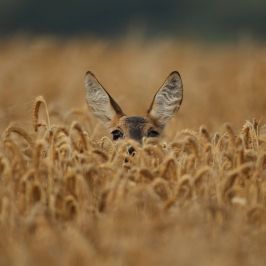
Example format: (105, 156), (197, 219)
(84, 71), (183, 153)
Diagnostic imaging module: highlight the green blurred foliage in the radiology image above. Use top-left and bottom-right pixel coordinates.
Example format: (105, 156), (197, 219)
(0, 0), (265, 39)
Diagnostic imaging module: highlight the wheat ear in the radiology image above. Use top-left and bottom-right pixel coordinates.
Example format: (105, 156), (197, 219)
(32, 96), (51, 132)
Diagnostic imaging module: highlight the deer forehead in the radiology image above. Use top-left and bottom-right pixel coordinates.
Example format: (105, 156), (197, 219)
(124, 116), (148, 125)
(116, 116), (151, 131)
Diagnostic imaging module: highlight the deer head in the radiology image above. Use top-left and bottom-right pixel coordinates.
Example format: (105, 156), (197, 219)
(84, 71), (183, 152)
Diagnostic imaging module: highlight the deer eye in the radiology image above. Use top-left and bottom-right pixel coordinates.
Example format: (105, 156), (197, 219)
(147, 129), (159, 138)
(111, 129), (124, 140)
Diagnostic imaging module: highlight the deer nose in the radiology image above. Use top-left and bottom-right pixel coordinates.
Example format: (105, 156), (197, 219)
(128, 146), (135, 156)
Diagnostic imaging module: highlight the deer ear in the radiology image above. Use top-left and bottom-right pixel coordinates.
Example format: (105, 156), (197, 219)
(147, 71), (183, 128)
(84, 71), (125, 126)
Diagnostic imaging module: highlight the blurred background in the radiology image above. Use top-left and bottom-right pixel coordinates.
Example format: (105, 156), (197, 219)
(0, 0), (265, 134)
(0, 0), (265, 40)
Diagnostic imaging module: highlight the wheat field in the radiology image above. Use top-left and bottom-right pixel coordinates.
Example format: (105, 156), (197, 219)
(0, 37), (266, 266)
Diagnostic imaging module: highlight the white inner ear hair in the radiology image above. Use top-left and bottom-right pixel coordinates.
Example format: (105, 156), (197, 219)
(150, 75), (183, 127)
(85, 79), (116, 124)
